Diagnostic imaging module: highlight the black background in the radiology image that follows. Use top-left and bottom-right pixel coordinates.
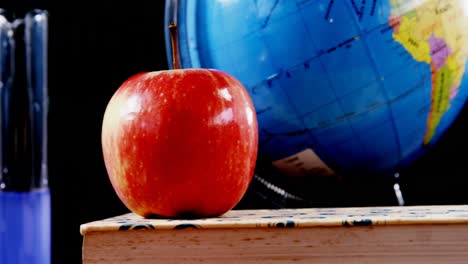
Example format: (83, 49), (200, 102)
(2, 1), (468, 263)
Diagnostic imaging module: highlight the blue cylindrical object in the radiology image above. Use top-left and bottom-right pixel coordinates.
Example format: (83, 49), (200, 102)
(0, 9), (50, 264)
(0, 190), (51, 264)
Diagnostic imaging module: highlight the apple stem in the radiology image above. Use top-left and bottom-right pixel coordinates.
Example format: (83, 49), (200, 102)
(169, 22), (180, 70)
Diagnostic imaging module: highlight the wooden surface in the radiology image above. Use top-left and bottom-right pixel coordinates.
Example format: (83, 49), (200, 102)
(81, 205), (468, 264)
(81, 204), (468, 234)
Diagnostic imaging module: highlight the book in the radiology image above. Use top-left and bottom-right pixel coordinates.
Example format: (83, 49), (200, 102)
(81, 205), (468, 263)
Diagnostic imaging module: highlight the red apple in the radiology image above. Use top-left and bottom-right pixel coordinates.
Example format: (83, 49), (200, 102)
(101, 69), (258, 218)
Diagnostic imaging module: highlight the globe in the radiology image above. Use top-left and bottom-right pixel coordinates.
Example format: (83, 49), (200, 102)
(165, 0), (468, 178)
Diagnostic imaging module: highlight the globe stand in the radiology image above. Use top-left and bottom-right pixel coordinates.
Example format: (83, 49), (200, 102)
(393, 172), (405, 206)
(237, 161), (407, 210)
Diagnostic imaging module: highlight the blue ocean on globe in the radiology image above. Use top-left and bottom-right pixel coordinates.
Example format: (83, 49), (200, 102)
(165, 0), (468, 177)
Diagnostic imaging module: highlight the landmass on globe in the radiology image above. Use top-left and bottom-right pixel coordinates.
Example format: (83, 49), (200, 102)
(390, 0), (468, 144)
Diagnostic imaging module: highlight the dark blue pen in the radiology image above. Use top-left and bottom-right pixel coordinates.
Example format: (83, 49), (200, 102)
(0, 10), (50, 264)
